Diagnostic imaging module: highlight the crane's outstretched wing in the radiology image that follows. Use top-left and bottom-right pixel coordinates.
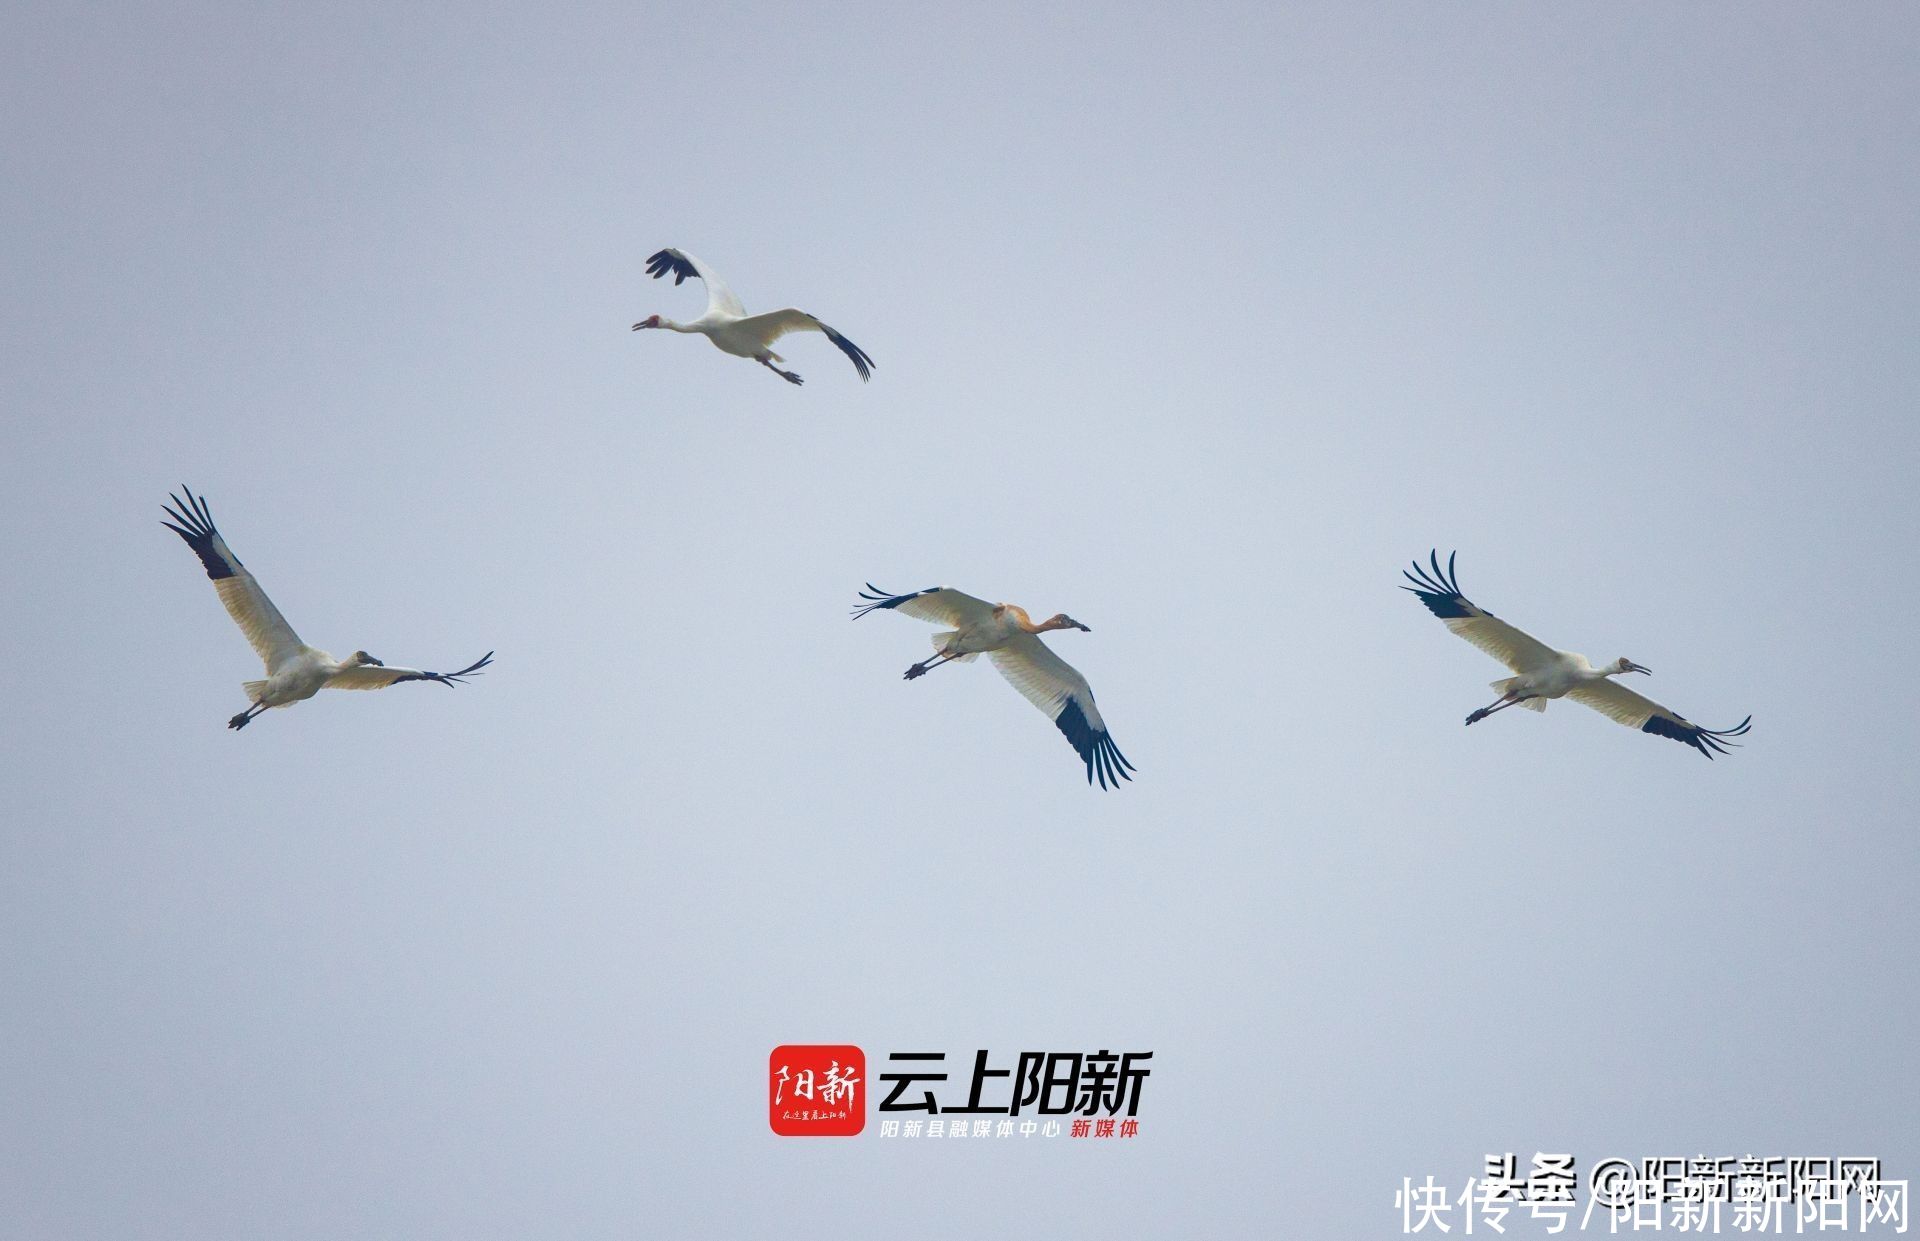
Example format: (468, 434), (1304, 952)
(1402, 550), (1559, 673)
(325, 652), (495, 691)
(851, 585), (997, 628)
(989, 633), (1134, 789)
(1565, 679), (1752, 759)
(162, 488), (305, 672)
(645, 247), (746, 318)
(732, 308), (875, 381)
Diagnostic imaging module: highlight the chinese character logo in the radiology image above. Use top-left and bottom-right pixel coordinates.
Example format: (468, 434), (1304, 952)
(769, 1045), (865, 1137)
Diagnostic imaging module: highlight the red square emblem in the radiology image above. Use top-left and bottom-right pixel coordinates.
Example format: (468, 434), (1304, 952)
(768, 1045), (865, 1136)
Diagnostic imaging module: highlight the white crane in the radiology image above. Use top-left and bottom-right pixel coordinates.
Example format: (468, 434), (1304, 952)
(162, 488), (493, 731)
(1403, 551), (1751, 758)
(853, 585), (1135, 789)
(631, 248), (875, 386)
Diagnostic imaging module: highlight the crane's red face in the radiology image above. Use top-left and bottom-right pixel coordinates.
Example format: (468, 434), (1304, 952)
(632, 315), (662, 331)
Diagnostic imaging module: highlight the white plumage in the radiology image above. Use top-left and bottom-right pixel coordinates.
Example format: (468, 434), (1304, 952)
(1403, 551), (1752, 758)
(632, 248), (875, 386)
(163, 488), (493, 731)
(853, 585), (1134, 789)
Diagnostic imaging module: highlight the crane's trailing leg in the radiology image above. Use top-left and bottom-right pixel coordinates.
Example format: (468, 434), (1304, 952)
(1465, 693), (1527, 726)
(904, 654), (959, 681)
(759, 356), (804, 386)
(228, 701), (268, 731)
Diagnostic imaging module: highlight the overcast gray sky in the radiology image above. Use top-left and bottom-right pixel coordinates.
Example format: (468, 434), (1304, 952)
(3, 2), (1917, 1236)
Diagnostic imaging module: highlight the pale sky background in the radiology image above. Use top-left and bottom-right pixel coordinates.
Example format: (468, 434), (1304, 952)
(3, 2), (1917, 1237)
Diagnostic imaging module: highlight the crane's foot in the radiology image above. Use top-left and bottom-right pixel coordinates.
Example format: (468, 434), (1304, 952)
(229, 711), (254, 730)
(759, 357), (804, 385)
(904, 662), (928, 680)
(1465, 708), (1489, 726)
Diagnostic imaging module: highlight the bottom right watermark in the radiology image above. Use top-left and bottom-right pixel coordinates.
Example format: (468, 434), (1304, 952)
(1396, 1155), (1906, 1233)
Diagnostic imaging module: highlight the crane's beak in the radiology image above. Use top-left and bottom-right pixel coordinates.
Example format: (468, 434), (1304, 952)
(1075, 622), (1092, 632)
(1627, 662), (1652, 675)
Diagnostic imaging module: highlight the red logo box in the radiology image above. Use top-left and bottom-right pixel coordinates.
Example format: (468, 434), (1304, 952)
(769, 1045), (865, 1136)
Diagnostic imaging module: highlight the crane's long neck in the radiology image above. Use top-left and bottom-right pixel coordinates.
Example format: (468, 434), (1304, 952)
(1018, 612), (1079, 635)
(660, 318), (703, 334)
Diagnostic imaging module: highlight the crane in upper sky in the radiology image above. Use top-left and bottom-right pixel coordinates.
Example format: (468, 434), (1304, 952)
(1403, 550), (1751, 758)
(632, 248), (874, 386)
(853, 585), (1134, 789)
(163, 488), (493, 731)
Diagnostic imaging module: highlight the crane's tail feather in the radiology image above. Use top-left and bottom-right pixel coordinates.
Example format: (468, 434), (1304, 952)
(241, 679), (267, 703)
(1485, 677), (1545, 712)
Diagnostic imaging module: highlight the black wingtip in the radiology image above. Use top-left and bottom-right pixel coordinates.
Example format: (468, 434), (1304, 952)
(1053, 698), (1134, 791)
(449, 650), (495, 679)
(162, 486), (239, 580)
(851, 585), (939, 620)
(644, 248), (699, 286)
(814, 317), (875, 382)
(1643, 712), (1753, 758)
(1402, 549), (1476, 619)
(412, 650), (494, 687)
